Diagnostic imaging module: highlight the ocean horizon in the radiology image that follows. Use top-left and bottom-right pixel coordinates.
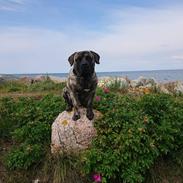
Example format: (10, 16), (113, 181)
(0, 69), (180, 82)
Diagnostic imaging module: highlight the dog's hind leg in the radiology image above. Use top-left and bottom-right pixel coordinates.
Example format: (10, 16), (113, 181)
(63, 87), (73, 111)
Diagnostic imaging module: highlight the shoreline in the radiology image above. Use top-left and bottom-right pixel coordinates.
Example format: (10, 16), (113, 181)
(1, 69), (183, 83)
(1, 74), (183, 95)
(0, 74), (183, 84)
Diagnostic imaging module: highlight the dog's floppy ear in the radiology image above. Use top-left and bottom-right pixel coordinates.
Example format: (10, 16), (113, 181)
(90, 51), (100, 64)
(68, 52), (77, 66)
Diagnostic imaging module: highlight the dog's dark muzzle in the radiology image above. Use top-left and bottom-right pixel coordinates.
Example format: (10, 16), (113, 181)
(82, 62), (89, 67)
(82, 63), (89, 70)
(81, 63), (92, 74)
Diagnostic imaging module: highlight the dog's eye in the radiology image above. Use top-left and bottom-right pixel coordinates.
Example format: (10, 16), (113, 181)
(86, 56), (92, 61)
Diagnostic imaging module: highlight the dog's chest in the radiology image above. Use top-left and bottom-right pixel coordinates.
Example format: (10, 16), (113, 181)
(78, 78), (92, 92)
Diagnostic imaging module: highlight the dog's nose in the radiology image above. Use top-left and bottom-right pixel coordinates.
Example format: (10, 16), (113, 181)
(83, 63), (88, 66)
(82, 62), (89, 67)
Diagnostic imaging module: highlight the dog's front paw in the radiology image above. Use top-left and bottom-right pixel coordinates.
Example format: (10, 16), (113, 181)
(72, 112), (80, 121)
(86, 110), (94, 120)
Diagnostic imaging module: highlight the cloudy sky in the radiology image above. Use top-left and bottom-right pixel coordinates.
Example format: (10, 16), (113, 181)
(0, 0), (183, 74)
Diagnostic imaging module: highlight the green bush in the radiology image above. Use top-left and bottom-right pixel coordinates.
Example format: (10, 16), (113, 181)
(6, 143), (43, 170)
(1, 86), (183, 182)
(84, 93), (183, 183)
(94, 87), (117, 113)
(28, 80), (65, 92)
(0, 95), (65, 139)
(0, 80), (27, 92)
(0, 94), (66, 170)
(0, 79), (66, 93)
(0, 97), (16, 139)
(12, 121), (50, 144)
(172, 147), (183, 168)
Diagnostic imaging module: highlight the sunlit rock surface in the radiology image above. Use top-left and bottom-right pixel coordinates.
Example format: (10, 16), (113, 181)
(51, 108), (101, 154)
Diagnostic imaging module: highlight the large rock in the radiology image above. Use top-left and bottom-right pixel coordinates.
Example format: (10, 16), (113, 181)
(49, 75), (66, 83)
(0, 77), (5, 84)
(33, 75), (66, 83)
(34, 75), (48, 82)
(51, 108), (101, 154)
(174, 81), (183, 94)
(0, 74), (18, 82)
(130, 76), (157, 88)
(130, 76), (145, 88)
(159, 81), (183, 94)
(157, 84), (170, 94)
(19, 76), (34, 83)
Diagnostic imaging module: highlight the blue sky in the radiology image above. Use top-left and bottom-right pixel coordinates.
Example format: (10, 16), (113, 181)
(0, 0), (183, 74)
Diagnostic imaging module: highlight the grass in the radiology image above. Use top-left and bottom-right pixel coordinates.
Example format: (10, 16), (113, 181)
(0, 78), (65, 94)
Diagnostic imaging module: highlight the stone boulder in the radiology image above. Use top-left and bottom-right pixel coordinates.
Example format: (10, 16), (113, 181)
(157, 84), (170, 94)
(51, 108), (101, 154)
(130, 76), (157, 88)
(130, 76), (145, 88)
(174, 81), (183, 94)
(49, 75), (66, 83)
(0, 77), (5, 84)
(19, 76), (34, 84)
(0, 74), (18, 82)
(34, 75), (48, 82)
(33, 75), (66, 83)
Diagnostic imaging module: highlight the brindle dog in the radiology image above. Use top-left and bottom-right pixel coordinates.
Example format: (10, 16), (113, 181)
(63, 50), (100, 121)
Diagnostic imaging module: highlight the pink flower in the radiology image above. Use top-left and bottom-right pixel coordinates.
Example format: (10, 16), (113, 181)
(93, 173), (102, 182)
(95, 96), (101, 102)
(103, 87), (110, 93)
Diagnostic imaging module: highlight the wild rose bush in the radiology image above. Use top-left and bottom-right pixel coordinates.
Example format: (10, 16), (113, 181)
(84, 90), (183, 183)
(0, 95), (66, 170)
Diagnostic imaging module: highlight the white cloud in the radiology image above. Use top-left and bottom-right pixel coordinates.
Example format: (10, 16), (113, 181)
(94, 6), (183, 56)
(0, 0), (25, 11)
(0, 5), (16, 11)
(172, 55), (183, 60)
(10, 0), (25, 5)
(0, 4), (183, 73)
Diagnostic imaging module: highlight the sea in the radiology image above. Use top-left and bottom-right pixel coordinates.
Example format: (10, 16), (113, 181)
(13, 69), (183, 82)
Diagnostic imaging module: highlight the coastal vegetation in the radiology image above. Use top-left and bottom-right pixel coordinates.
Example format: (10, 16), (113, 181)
(0, 78), (183, 182)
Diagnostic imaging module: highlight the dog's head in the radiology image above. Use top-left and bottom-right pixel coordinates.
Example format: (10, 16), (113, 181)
(68, 51), (100, 77)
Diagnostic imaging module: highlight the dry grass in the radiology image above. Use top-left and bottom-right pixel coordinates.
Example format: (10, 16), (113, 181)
(0, 91), (62, 99)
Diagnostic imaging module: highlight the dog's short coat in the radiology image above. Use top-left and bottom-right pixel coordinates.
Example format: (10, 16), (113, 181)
(63, 50), (100, 121)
